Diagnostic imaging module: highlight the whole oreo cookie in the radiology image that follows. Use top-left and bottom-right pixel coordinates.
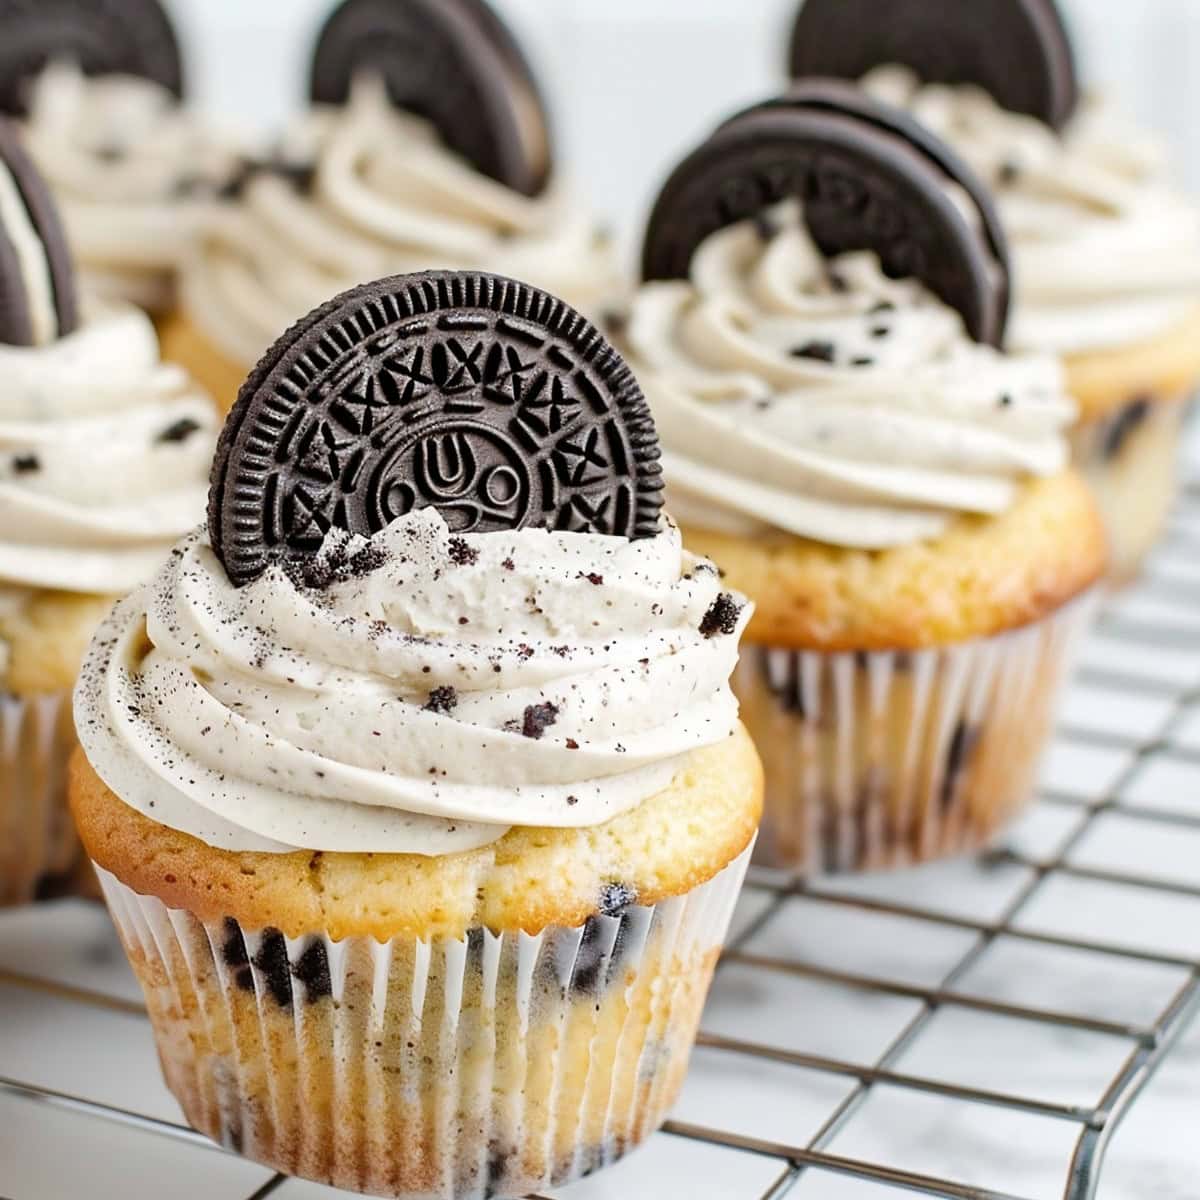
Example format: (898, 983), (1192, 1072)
(787, 0), (1078, 131)
(0, 0), (184, 116)
(641, 86), (1011, 346)
(210, 271), (663, 587)
(309, 0), (551, 197)
(0, 119), (78, 345)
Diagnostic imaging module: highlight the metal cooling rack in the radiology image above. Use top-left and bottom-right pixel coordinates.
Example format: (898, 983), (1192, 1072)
(2, 483), (1200, 1200)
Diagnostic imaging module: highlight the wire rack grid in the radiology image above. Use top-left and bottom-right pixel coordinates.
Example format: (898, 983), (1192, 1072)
(2, 484), (1200, 1200)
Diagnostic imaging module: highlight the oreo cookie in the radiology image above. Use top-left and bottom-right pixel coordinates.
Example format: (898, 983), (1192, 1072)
(0, 118), (78, 345)
(309, 0), (551, 197)
(209, 271), (664, 587)
(787, 0), (1079, 131)
(641, 85), (1011, 347)
(0, 0), (184, 116)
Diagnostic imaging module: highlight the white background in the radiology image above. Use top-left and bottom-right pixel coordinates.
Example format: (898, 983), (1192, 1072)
(162, 0), (1200, 244)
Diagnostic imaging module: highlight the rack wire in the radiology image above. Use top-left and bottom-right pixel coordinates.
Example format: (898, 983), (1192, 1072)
(2, 482), (1200, 1200)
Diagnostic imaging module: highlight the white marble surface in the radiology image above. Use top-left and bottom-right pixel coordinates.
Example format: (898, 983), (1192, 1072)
(1, 438), (1199, 1199)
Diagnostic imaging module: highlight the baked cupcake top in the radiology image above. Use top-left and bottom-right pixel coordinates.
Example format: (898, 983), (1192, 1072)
(0, 119), (218, 594)
(785, 0), (1200, 356)
(623, 89), (1075, 548)
(75, 271), (751, 858)
(0, 0), (243, 314)
(181, 0), (619, 370)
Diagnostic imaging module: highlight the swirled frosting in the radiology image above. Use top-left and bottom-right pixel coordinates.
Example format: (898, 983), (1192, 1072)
(20, 60), (243, 314)
(74, 509), (750, 856)
(182, 77), (621, 369)
(862, 66), (1200, 355)
(622, 200), (1075, 547)
(0, 302), (218, 592)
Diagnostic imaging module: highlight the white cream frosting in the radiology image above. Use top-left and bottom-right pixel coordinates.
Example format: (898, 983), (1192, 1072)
(624, 200), (1075, 547)
(0, 302), (219, 592)
(863, 66), (1200, 355)
(183, 77), (621, 369)
(74, 509), (750, 856)
(20, 60), (244, 313)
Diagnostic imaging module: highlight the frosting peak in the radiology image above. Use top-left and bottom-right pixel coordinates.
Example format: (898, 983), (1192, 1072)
(0, 301), (218, 592)
(184, 78), (620, 370)
(624, 200), (1075, 547)
(863, 65), (1200, 354)
(75, 510), (750, 856)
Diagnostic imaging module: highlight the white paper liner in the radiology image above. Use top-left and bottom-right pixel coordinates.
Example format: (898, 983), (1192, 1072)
(1070, 391), (1190, 583)
(736, 594), (1098, 874)
(96, 841), (752, 1198)
(0, 689), (81, 906)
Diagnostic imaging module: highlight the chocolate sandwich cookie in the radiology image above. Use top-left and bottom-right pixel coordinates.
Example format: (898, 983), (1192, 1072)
(787, 0), (1079, 131)
(0, 118), (78, 344)
(0, 0), (183, 116)
(210, 271), (664, 586)
(309, 0), (552, 197)
(641, 88), (1011, 346)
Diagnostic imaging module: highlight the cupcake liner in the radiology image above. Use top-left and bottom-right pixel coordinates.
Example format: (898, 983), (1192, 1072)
(0, 689), (82, 906)
(95, 841), (752, 1199)
(1070, 391), (1191, 583)
(736, 594), (1098, 875)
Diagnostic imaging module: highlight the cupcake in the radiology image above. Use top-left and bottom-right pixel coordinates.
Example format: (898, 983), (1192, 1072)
(787, 0), (1200, 580)
(71, 270), (761, 1197)
(0, 120), (218, 904)
(622, 86), (1106, 874)
(162, 0), (622, 416)
(1, 0), (244, 320)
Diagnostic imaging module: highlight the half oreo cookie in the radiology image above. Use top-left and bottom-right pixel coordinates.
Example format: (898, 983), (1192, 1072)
(209, 271), (664, 587)
(787, 0), (1079, 131)
(309, 0), (552, 197)
(0, 118), (78, 345)
(641, 84), (1011, 347)
(0, 0), (184, 116)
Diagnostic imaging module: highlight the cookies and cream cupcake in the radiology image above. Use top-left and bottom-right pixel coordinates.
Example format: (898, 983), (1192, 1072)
(622, 86), (1105, 873)
(788, 0), (1200, 579)
(0, 0), (243, 319)
(162, 0), (622, 415)
(0, 120), (218, 904)
(71, 270), (761, 1197)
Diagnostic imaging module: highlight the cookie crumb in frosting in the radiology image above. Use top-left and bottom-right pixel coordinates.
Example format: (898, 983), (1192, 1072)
(11, 453), (40, 474)
(517, 702), (559, 739)
(447, 537), (479, 566)
(791, 341), (836, 363)
(700, 593), (743, 639)
(423, 686), (458, 714)
(156, 417), (203, 445)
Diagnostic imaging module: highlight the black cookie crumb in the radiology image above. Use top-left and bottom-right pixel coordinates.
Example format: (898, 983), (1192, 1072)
(599, 882), (637, 916)
(940, 722), (981, 812)
(11, 453), (39, 474)
(791, 341), (836, 363)
(220, 917), (255, 993)
(1103, 397), (1151, 462)
(253, 929), (294, 1007)
(423, 686), (458, 714)
(501, 557), (516, 571)
(519, 702), (559, 739)
(447, 537), (479, 566)
(700, 593), (743, 639)
(284, 535), (387, 591)
(292, 939), (332, 1003)
(578, 572), (604, 586)
(156, 417), (203, 444)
